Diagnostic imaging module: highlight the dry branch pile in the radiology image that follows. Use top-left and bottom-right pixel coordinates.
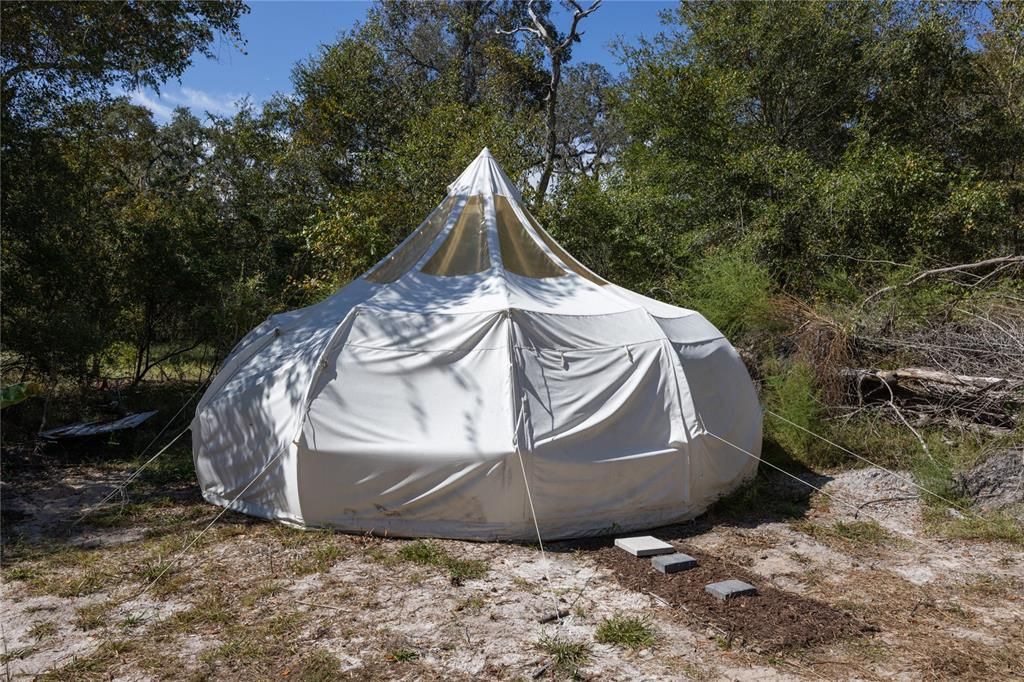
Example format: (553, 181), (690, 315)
(779, 257), (1024, 436)
(841, 367), (1023, 434)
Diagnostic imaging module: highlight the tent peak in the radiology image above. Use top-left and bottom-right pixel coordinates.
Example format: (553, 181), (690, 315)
(448, 148), (521, 201)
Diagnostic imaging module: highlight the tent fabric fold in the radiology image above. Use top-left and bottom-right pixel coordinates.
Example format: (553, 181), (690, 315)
(192, 147), (762, 540)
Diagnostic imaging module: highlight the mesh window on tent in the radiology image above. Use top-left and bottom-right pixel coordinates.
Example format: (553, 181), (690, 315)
(365, 196), (458, 283)
(494, 195), (566, 279)
(522, 207), (607, 286)
(421, 195), (490, 276)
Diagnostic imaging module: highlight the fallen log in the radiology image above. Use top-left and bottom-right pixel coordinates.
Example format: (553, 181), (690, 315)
(839, 367), (1022, 430)
(840, 367), (1020, 392)
(840, 368), (1022, 398)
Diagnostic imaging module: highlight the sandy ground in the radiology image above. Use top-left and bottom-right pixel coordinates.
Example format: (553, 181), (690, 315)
(2, 456), (1022, 681)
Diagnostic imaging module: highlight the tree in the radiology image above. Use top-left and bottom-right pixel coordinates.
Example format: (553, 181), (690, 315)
(364, 1), (541, 107)
(498, 0), (602, 204)
(1, 0), (247, 118)
(554, 63), (624, 180)
(1, 0), (248, 381)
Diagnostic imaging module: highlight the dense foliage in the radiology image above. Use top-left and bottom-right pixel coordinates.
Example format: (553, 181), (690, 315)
(2, 0), (1021, 390)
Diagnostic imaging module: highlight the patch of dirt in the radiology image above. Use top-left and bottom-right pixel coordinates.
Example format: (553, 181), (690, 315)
(590, 543), (869, 651)
(3, 454), (1023, 681)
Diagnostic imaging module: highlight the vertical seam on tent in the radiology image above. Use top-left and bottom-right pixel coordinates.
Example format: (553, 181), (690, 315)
(486, 193), (517, 313)
(290, 306), (361, 447)
(483, 192), (503, 277)
(505, 311), (547, 560)
(506, 309), (563, 625)
(645, 311), (699, 441)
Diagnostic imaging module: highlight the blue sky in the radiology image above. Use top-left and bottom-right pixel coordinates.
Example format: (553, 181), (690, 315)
(129, 0), (675, 122)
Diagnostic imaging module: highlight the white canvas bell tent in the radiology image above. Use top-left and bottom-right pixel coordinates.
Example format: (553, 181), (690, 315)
(192, 148), (762, 540)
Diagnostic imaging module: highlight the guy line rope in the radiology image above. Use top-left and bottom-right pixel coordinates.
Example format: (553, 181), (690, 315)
(702, 429), (947, 554)
(81, 357), (999, 601)
(72, 377), (211, 526)
(763, 408), (992, 522)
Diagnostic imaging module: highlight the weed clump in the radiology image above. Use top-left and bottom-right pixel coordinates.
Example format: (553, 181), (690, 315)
(595, 614), (657, 649)
(681, 250), (775, 340)
(763, 360), (838, 468)
(791, 520), (895, 548)
(297, 649), (342, 682)
(397, 540), (488, 585)
(536, 633), (592, 677)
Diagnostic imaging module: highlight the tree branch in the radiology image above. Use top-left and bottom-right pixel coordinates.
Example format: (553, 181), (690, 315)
(863, 255), (1024, 305)
(560, 1), (602, 52)
(495, 25), (541, 39)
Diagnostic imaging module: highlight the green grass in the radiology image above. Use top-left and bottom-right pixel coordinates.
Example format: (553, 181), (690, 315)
(388, 648), (419, 663)
(909, 442), (1024, 546)
(37, 640), (136, 681)
(791, 519), (895, 547)
(160, 591), (235, 633)
(134, 557), (176, 583)
(291, 543), (348, 576)
(594, 614), (657, 649)
(297, 649), (343, 681)
(455, 594), (485, 612)
(768, 407), (1023, 546)
(74, 602), (111, 631)
(922, 507), (1023, 545)
(28, 620), (58, 640)
(0, 644), (42, 664)
(536, 634), (592, 677)
(396, 540), (488, 585)
(4, 565), (37, 581)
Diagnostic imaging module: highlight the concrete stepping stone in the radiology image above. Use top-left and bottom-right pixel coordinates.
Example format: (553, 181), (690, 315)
(651, 552), (698, 574)
(614, 536), (675, 557)
(705, 579), (757, 601)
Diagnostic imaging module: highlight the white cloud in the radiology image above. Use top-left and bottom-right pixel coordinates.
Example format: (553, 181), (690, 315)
(125, 86), (247, 122)
(128, 89), (174, 121)
(171, 87), (245, 117)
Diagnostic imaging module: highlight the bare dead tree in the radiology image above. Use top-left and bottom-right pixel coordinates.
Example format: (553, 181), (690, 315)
(497, 0), (601, 206)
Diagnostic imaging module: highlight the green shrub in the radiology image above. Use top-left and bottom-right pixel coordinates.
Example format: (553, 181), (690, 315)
(763, 360), (838, 467)
(681, 250), (774, 340)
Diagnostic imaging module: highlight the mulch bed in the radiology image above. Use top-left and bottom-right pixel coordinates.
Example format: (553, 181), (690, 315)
(589, 543), (873, 651)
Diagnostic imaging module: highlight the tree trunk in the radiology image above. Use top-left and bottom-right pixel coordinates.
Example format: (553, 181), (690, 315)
(535, 57), (561, 206)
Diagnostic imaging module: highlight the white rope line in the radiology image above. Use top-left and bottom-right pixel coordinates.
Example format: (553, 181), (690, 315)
(71, 377), (211, 526)
(515, 432), (568, 627)
(132, 450), (284, 599)
(505, 314), (550, 570)
(703, 432), (869, 519)
(703, 430), (956, 553)
(516, 449), (548, 565)
(764, 408), (980, 517)
(134, 379), (209, 460)
(513, 395), (548, 567)
(72, 426), (191, 526)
